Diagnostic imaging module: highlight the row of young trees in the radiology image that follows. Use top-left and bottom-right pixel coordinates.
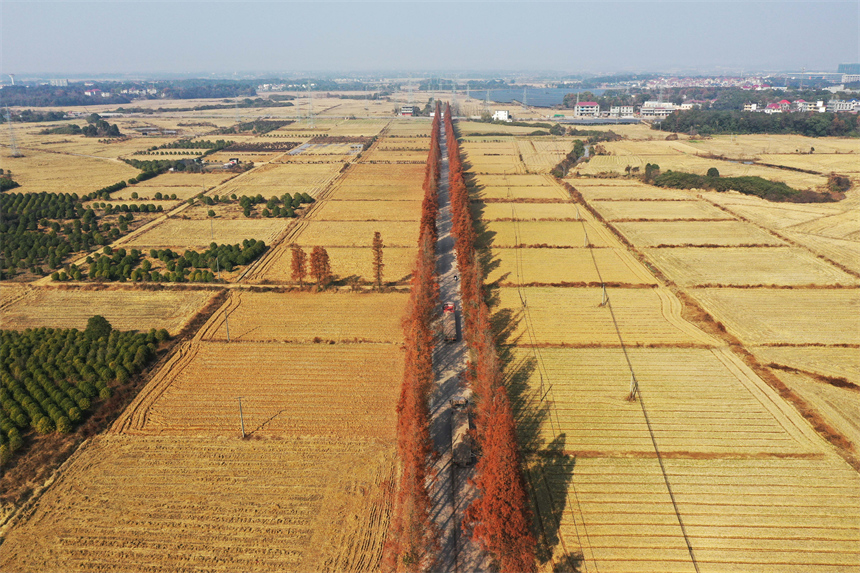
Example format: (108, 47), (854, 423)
(444, 103), (537, 572)
(0, 317), (168, 465)
(51, 240), (268, 283)
(382, 103), (443, 572)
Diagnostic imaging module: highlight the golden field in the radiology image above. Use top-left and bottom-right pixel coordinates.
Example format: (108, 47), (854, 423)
(590, 199), (732, 221)
(692, 288), (860, 345)
(482, 220), (623, 248)
(124, 218), (287, 249)
(614, 220), (785, 246)
(486, 248), (657, 286)
(0, 286), (214, 334)
(198, 291), (408, 343)
(496, 286), (719, 346)
(643, 246), (860, 286)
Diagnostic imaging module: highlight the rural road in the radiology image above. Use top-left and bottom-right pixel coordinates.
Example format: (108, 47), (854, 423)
(429, 116), (489, 573)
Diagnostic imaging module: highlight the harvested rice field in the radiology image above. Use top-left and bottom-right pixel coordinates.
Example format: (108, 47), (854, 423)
(643, 247), (860, 286)
(473, 202), (592, 221)
(528, 455), (859, 573)
(590, 200), (733, 221)
(473, 173), (552, 187)
(574, 183), (696, 201)
(117, 341), (402, 438)
(486, 248), (657, 285)
(692, 288), (860, 345)
(0, 287), (214, 334)
(482, 221), (623, 248)
(198, 291), (408, 343)
(308, 199), (421, 221)
(293, 220), (418, 247)
(496, 286), (718, 346)
(614, 220), (785, 247)
(0, 435), (395, 572)
(769, 370), (860, 448)
(473, 185), (570, 201)
(1, 150), (138, 195)
(752, 346), (860, 386)
(328, 182), (424, 201)
(124, 218), (287, 249)
(512, 346), (821, 454)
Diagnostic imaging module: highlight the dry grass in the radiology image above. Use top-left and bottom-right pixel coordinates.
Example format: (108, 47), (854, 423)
(614, 220), (785, 247)
(136, 172), (235, 188)
(643, 247), (859, 286)
(691, 288), (860, 345)
(473, 173), (551, 187)
(0, 286), (214, 334)
(258, 245), (416, 284)
(473, 185), (569, 201)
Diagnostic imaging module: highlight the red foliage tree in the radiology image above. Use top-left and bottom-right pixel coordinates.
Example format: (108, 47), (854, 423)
(309, 246), (331, 289)
(443, 104), (537, 572)
(290, 243), (307, 287)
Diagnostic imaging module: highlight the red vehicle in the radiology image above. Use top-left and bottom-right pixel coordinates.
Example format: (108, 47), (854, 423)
(443, 302), (457, 342)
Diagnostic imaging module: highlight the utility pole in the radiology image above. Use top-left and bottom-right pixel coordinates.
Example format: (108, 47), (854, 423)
(5, 107), (22, 157)
(237, 397), (245, 438)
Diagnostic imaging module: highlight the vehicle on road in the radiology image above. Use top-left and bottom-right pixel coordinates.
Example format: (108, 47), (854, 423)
(443, 302), (457, 342)
(451, 397), (473, 467)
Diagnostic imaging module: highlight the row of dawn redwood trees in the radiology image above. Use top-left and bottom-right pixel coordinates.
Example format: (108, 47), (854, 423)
(444, 103), (537, 572)
(383, 103), (443, 572)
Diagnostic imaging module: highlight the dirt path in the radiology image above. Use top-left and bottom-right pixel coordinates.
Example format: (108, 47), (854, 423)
(429, 117), (489, 573)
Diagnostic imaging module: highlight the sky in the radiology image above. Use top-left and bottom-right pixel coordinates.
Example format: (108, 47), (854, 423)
(1, 1), (858, 77)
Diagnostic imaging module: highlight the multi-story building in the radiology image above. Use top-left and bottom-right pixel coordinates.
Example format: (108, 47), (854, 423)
(574, 102), (600, 117)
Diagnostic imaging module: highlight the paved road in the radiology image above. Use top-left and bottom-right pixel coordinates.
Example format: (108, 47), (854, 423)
(429, 118), (489, 573)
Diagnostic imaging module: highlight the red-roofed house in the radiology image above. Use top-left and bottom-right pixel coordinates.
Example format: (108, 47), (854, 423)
(764, 103), (782, 114)
(574, 102), (600, 117)
(778, 99), (792, 112)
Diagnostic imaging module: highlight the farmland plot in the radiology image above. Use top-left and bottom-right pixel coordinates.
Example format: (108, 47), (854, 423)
(473, 173), (552, 188)
(574, 183), (696, 202)
(692, 288), (860, 345)
(643, 247), (859, 286)
(218, 163), (342, 197)
(474, 202), (592, 221)
(125, 218), (286, 249)
(496, 287), (719, 346)
(473, 185), (569, 201)
(486, 248), (657, 285)
(482, 220), (623, 248)
(136, 172), (235, 188)
(294, 220), (418, 247)
(614, 220), (785, 247)
(590, 200), (732, 221)
(753, 346), (860, 386)
(118, 341), (402, 438)
(198, 291), (408, 343)
(328, 183), (424, 201)
(771, 369), (860, 448)
(761, 153), (860, 174)
(346, 163), (425, 185)
(0, 435), (394, 573)
(309, 199), (421, 221)
(0, 150), (138, 195)
(776, 232), (860, 274)
(0, 287), (214, 334)
(513, 347), (820, 454)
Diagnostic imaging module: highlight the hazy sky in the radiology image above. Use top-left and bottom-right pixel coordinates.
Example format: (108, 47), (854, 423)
(1, 1), (858, 76)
